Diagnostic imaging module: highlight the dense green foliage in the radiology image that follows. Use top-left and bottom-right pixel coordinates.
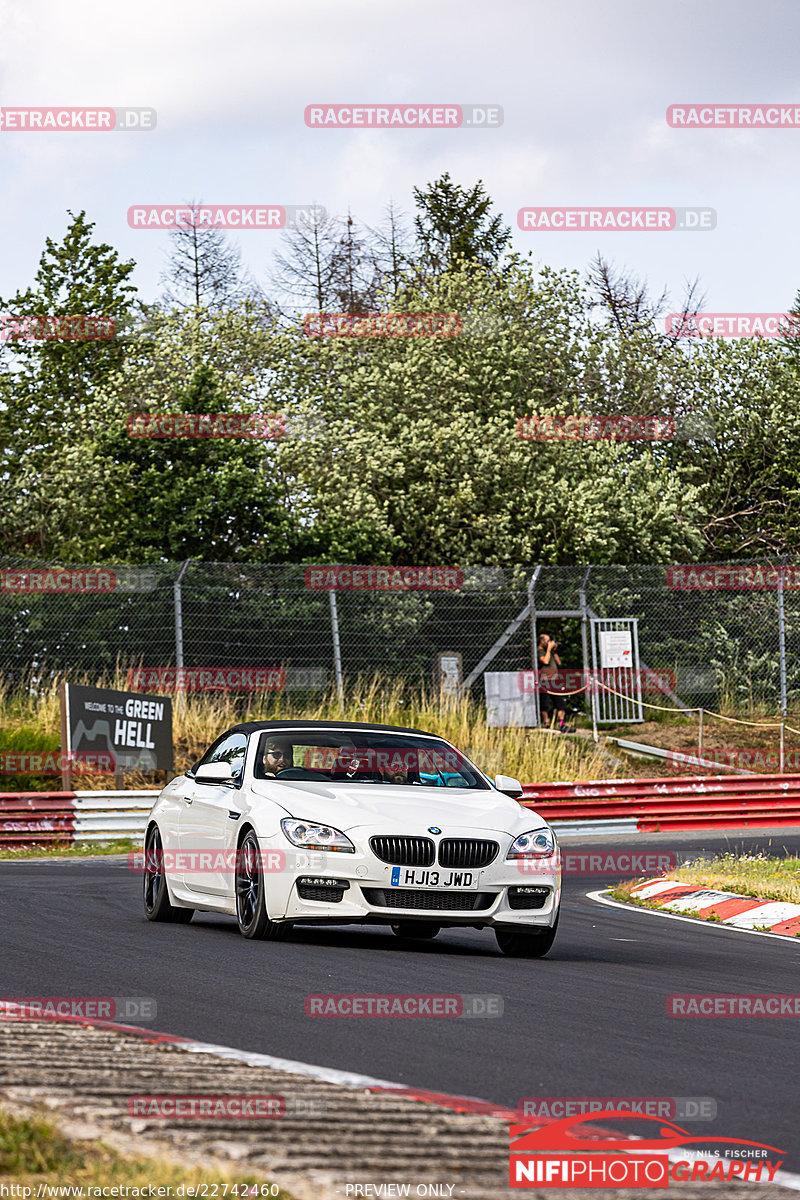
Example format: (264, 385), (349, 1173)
(1, 191), (799, 567)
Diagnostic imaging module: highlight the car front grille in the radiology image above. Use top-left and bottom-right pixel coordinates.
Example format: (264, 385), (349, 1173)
(369, 836), (435, 867)
(362, 887), (495, 912)
(507, 886), (550, 910)
(438, 838), (499, 869)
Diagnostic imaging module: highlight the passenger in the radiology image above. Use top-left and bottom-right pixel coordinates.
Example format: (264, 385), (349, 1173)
(261, 736), (294, 776)
(379, 750), (415, 784)
(380, 763), (410, 784)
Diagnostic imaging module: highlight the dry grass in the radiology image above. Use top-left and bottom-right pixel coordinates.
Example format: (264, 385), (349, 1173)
(610, 853), (800, 909)
(668, 851), (800, 905)
(0, 668), (616, 789)
(0, 1106), (293, 1196)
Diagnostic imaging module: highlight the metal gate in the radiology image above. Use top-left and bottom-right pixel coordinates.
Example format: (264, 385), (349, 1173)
(590, 617), (644, 724)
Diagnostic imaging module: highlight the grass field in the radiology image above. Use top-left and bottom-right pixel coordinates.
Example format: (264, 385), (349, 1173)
(0, 669), (616, 791)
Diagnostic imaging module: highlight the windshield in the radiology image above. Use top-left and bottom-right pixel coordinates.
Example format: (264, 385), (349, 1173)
(254, 730), (490, 789)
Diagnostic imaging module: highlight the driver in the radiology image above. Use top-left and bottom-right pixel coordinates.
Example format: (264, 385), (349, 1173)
(261, 735), (294, 777)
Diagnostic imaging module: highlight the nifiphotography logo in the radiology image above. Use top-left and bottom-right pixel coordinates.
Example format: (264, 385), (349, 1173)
(509, 1112), (784, 1187)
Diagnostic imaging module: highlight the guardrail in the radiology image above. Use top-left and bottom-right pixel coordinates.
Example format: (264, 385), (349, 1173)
(0, 791), (157, 844)
(3, 774), (800, 845)
(522, 774), (800, 831)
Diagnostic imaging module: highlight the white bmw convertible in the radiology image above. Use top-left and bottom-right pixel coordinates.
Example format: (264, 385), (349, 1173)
(142, 720), (561, 957)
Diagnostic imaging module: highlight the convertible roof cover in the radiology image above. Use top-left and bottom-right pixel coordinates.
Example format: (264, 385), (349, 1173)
(230, 719), (436, 737)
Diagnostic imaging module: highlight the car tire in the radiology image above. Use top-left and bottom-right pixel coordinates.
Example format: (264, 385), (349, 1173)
(235, 830), (293, 941)
(391, 922), (441, 940)
(143, 824), (194, 923)
(495, 913), (559, 958)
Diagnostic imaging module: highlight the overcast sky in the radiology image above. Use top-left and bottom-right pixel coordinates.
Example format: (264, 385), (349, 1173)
(1, 0), (799, 316)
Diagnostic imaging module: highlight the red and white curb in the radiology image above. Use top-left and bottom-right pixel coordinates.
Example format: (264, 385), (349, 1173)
(627, 877), (800, 936)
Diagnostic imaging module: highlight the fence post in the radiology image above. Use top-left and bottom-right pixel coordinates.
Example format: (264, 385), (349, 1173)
(579, 567), (592, 727)
(780, 721), (785, 774)
(59, 680), (72, 793)
(698, 708), (704, 759)
(778, 556), (788, 718)
(528, 568), (542, 728)
(174, 559), (191, 713)
(329, 589), (344, 705)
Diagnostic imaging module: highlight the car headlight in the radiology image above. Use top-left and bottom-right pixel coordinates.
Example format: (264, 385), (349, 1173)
(281, 818), (355, 853)
(506, 828), (557, 859)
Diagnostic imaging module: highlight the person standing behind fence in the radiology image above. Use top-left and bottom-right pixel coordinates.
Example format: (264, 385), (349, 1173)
(538, 632), (568, 731)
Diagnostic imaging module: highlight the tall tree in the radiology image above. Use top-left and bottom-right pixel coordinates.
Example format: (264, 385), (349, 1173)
(0, 209), (136, 412)
(160, 205), (260, 309)
(0, 211), (138, 555)
(368, 202), (413, 303)
(96, 352), (294, 562)
(412, 173), (511, 275)
(272, 209), (346, 313)
(330, 212), (379, 312)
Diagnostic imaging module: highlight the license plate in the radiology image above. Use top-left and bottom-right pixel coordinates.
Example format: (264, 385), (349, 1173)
(390, 867), (477, 889)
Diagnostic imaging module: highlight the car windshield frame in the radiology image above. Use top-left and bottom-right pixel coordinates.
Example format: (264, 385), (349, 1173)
(252, 728), (490, 790)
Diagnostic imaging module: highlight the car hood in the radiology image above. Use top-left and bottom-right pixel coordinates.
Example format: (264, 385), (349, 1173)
(250, 779), (543, 834)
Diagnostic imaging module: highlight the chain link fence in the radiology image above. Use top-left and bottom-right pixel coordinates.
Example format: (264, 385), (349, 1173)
(0, 558), (798, 719)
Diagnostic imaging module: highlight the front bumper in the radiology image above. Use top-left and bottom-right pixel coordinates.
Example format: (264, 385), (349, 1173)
(267, 828), (561, 928)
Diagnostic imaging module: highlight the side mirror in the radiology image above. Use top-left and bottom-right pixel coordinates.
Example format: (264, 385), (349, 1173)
(195, 761), (234, 784)
(495, 773), (524, 798)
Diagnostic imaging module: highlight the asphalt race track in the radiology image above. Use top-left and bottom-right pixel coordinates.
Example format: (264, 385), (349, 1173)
(3, 828), (799, 1169)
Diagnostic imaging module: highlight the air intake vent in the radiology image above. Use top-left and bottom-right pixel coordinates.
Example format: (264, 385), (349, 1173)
(507, 886), (550, 910)
(362, 888), (495, 912)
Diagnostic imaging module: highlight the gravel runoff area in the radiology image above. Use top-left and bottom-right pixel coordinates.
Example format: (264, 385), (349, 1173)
(0, 1017), (794, 1200)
